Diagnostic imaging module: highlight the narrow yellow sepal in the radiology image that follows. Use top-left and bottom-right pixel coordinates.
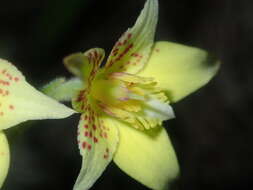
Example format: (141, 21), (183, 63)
(139, 41), (221, 103)
(104, 0), (158, 74)
(0, 59), (75, 130)
(113, 120), (179, 190)
(74, 113), (119, 190)
(0, 131), (10, 188)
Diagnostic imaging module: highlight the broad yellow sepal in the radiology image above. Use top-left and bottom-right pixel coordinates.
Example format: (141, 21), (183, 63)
(0, 59), (75, 130)
(113, 120), (179, 190)
(139, 41), (220, 103)
(0, 131), (10, 188)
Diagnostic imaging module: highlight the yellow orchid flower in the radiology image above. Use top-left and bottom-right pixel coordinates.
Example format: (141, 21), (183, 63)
(0, 59), (75, 188)
(43, 0), (220, 189)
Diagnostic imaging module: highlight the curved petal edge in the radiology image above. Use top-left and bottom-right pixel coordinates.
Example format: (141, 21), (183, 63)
(113, 120), (179, 190)
(0, 131), (10, 188)
(0, 59), (75, 130)
(139, 41), (221, 103)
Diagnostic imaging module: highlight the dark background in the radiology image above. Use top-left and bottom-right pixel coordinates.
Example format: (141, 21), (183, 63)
(1, 0), (252, 189)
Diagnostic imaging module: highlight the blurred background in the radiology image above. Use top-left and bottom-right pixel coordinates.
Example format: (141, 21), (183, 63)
(1, 0), (253, 189)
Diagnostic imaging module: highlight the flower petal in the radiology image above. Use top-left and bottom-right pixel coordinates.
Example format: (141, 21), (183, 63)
(139, 41), (221, 103)
(104, 0), (158, 74)
(64, 48), (105, 81)
(0, 131), (10, 188)
(42, 77), (83, 101)
(113, 120), (179, 190)
(0, 59), (75, 130)
(65, 48), (105, 112)
(142, 97), (175, 122)
(74, 108), (119, 190)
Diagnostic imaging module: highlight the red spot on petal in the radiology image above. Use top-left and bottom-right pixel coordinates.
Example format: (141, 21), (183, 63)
(94, 51), (98, 58)
(127, 33), (132, 39)
(123, 39), (127, 45)
(92, 124), (96, 130)
(84, 131), (89, 137)
(82, 142), (87, 149)
(14, 77), (19, 82)
(9, 105), (14, 110)
(93, 137), (98, 143)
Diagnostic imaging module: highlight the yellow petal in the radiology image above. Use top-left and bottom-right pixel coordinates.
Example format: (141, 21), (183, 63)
(113, 119), (179, 190)
(139, 98), (175, 127)
(0, 131), (10, 188)
(104, 0), (158, 74)
(68, 48), (106, 113)
(139, 41), (220, 103)
(109, 72), (154, 85)
(74, 108), (119, 190)
(0, 59), (75, 130)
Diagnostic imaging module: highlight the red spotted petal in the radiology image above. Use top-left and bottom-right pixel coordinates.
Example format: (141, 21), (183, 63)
(104, 0), (158, 74)
(0, 59), (74, 130)
(74, 105), (118, 190)
(67, 48), (105, 112)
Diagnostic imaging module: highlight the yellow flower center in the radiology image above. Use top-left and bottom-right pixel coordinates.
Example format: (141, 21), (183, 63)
(90, 79), (129, 107)
(73, 71), (174, 130)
